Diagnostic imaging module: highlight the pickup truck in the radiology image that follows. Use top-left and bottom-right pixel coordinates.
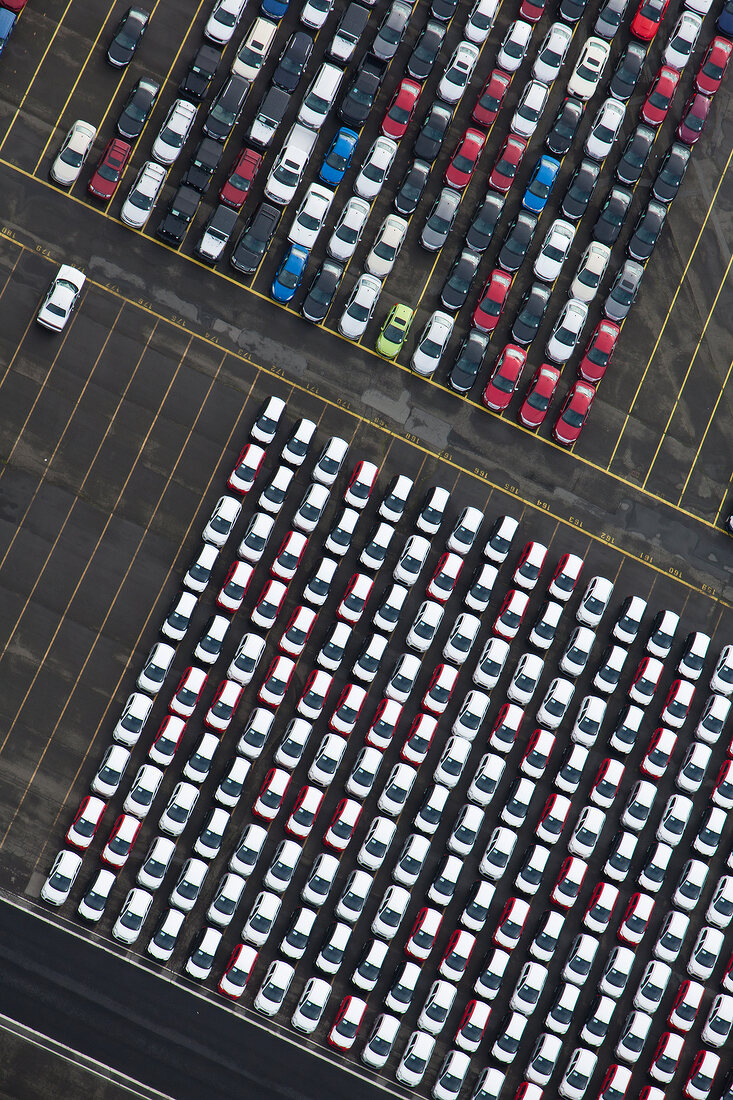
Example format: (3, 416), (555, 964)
(264, 123), (317, 205)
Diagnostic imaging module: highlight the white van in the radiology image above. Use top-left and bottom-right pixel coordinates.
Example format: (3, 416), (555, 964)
(232, 17), (278, 80)
(298, 62), (343, 129)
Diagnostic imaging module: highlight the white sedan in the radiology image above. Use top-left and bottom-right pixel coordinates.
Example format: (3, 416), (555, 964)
(570, 242), (611, 302)
(567, 37), (610, 99)
(37, 265), (86, 331)
(121, 161), (167, 228)
(339, 274), (381, 339)
(585, 98), (625, 161)
(354, 136), (397, 201)
(288, 183), (334, 249)
(328, 196), (370, 261)
(534, 219), (575, 282)
(365, 214), (408, 279)
(411, 311), (454, 376)
(50, 119), (97, 186)
(546, 299), (588, 363)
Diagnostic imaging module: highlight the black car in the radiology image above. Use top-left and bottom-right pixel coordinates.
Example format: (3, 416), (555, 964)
(431, 0), (458, 19)
(394, 159), (430, 216)
(498, 212), (537, 274)
(465, 191), (505, 251)
(230, 202), (281, 274)
(511, 282), (551, 346)
(157, 185), (200, 246)
(545, 97), (584, 157)
(561, 158), (600, 221)
(593, 186), (633, 247)
(407, 19), (446, 80)
(414, 102), (452, 163)
(339, 54), (387, 128)
(182, 137), (223, 192)
(440, 248), (481, 311)
(107, 6), (149, 67)
(610, 42), (646, 101)
(204, 75), (249, 141)
(273, 31), (313, 92)
(116, 76), (160, 140)
(559, 0), (588, 20)
(616, 124), (654, 186)
(449, 329), (488, 393)
(652, 142), (690, 203)
(301, 259), (345, 323)
(180, 44), (222, 101)
(627, 200), (666, 262)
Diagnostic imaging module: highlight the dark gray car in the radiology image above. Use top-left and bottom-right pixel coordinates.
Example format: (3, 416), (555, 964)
(230, 202), (281, 274)
(498, 212), (538, 274)
(593, 185), (632, 246)
(273, 31), (313, 92)
(407, 19), (446, 80)
(180, 43), (222, 101)
(301, 260), (344, 323)
(595, 0), (630, 38)
(204, 75), (249, 140)
(627, 200), (666, 262)
(394, 159), (430, 216)
(420, 187), (461, 252)
(466, 191), (505, 251)
(561, 159), (600, 221)
(373, 0), (411, 60)
(604, 260), (644, 321)
(440, 249), (481, 310)
(610, 41), (646, 100)
(414, 102), (452, 162)
(616, 124), (654, 186)
(339, 55), (386, 128)
(512, 282), (552, 347)
(652, 142), (690, 203)
(449, 330), (489, 393)
(117, 76), (160, 139)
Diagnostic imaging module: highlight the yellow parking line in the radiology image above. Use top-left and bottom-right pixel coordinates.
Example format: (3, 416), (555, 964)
(714, 476), (733, 525)
(677, 351), (733, 507)
(641, 249), (733, 490)
(605, 139), (733, 472)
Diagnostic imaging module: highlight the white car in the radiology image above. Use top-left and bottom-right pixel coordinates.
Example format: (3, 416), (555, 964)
(37, 265), (86, 332)
(313, 436), (349, 486)
(577, 575), (614, 625)
(161, 591), (197, 641)
(593, 643), (628, 694)
(354, 136), (397, 200)
(418, 980), (457, 1035)
(571, 241), (611, 302)
(378, 762), (417, 816)
(533, 22), (572, 83)
(707, 874), (733, 927)
(123, 764), (163, 819)
(51, 119), (97, 186)
(137, 836), (176, 891)
(280, 906), (317, 960)
(701, 993), (733, 1047)
(663, 11), (701, 70)
(254, 960), (295, 1016)
(411, 310), (454, 376)
(186, 926), (223, 980)
(328, 196), (370, 262)
(511, 78), (550, 138)
(361, 1014), (400, 1069)
(438, 40), (479, 103)
(534, 219), (575, 282)
(615, 1010), (652, 1064)
(308, 733), (347, 786)
(300, 0), (333, 28)
(465, 0), (499, 43)
(357, 817), (396, 871)
(371, 884), (410, 939)
(546, 299), (588, 363)
(711, 644), (733, 695)
(243, 890), (281, 947)
(352, 938), (389, 991)
(293, 483), (329, 534)
(91, 744), (131, 798)
(158, 781), (198, 837)
(559, 1048), (597, 1098)
(498, 19), (532, 72)
(696, 693), (731, 743)
(112, 887), (153, 944)
(407, 600), (444, 652)
(569, 807), (606, 859)
(152, 98), (197, 165)
(556, 744), (589, 793)
(561, 626), (597, 678)
(568, 36), (611, 99)
(507, 653), (544, 705)
(453, 689), (490, 740)
(289, 183), (334, 248)
(338, 273), (382, 339)
(585, 97), (625, 160)
(492, 1011), (528, 1063)
(634, 960), (671, 1014)
(365, 214), (408, 278)
(674, 859), (708, 911)
(688, 925), (724, 980)
(77, 868), (116, 923)
(613, 595), (647, 644)
(537, 677), (574, 729)
(678, 630), (710, 680)
(203, 494), (241, 547)
(417, 486), (451, 534)
(396, 1031), (435, 1087)
(292, 977), (331, 1034)
(113, 692), (153, 747)
(473, 636), (510, 690)
(205, 0), (246, 43)
(236, 513), (274, 565)
(41, 849), (83, 906)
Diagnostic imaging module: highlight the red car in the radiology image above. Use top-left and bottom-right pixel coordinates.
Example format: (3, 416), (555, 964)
(578, 320), (620, 383)
(641, 65), (680, 126)
(482, 344), (527, 411)
(473, 268), (512, 331)
(553, 381), (595, 445)
(520, 0), (547, 20)
(88, 138), (132, 199)
(518, 363), (560, 428)
(696, 36), (732, 95)
(489, 135), (527, 193)
(381, 78), (421, 140)
(677, 90), (711, 145)
(630, 0), (669, 41)
(445, 127), (485, 189)
(219, 147), (262, 209)
(472, 69), (511, 128)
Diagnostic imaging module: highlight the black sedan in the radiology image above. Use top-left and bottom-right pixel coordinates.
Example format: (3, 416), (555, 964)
(616, 124), (654, 186)
(465, 191), (505, 251)
(301, 260), (344, 323)
(340, 55), (387, 128)
(448, 330), (489, 393)
(498, 212), (538, 274)
(394, 159), (430, 216)
(272, 31), (313, 92)
(441, 249), (481, 310)
(610, 42), (646, 101)
(546, 97), (583, 157)
(230, 203), (281, 274)
(511, 282), (551, 346)
(116, 76), (160, 140)
(593, 186), (632, 247)
(559, 0), (588, 21)
(414, 102), (452, 163)
(652, 142), (690, 203)
(627, 200), (666, 263)
(407, 19), (446, 80)
(561, 158), (600, 221)
(107, 6), (149, 67)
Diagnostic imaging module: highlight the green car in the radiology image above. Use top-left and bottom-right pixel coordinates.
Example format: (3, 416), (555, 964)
(376, 303), (414, 359)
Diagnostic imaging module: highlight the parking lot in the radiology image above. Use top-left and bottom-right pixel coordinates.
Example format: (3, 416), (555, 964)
(0, 0), (733, 1097)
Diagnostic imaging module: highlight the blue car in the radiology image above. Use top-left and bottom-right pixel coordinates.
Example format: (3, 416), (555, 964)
(271, 244), (309, 303)
(522, 155), (560, 215)
(261, 0), (289, 18)
(319, 127), (359, 186)
(718, 0), (733, 37)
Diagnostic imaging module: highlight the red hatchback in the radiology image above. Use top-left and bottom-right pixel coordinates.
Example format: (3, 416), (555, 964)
(473, 268), (512, 331)
(489, 135), (527, 193)
(518, 363), (560, 428)
(482, 344), (527, 411)
(677, 90), (711, 145)
(472, 69), (511, 129)
(696, 36), (732, 95)
(88, 138), (132, 199)
(578, 320), (620, 383)
(553, 381), (595, 445)
(220, 147), (262, 209)
(630, 0), (669, 41)
(381, 78), (421, 140)
(641, 65), (680, 126)
(445, 127), (485, 189)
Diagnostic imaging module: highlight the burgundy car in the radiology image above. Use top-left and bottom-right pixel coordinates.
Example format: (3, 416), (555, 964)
(445, 127), (485, 189)
(677, 90), (711, 145)
(520, 0), (547, 20)
(381, 78), (421, 140)
(88, 138), (132, 199)
(220, 147), (262, 209)
(553, 381), (595, 445)
(473, 268), (512, 332)
(482, 344), (527, 411)
(489, 135), (527, 193)
(518, 364), (560, 428)
(472, 69), (511, 128)
(578, 320), (620, 383)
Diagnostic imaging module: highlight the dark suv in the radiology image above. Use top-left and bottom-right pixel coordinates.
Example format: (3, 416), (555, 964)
(204, 75), (249, 141)
(157, 185), (200, 246)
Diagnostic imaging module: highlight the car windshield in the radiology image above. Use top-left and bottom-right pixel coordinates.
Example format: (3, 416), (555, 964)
(125, 96), (149, 122)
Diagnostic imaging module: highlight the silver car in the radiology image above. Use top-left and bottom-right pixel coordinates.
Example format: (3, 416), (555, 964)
(603, 260), (643, 322)
(421, 187), (461, 252)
